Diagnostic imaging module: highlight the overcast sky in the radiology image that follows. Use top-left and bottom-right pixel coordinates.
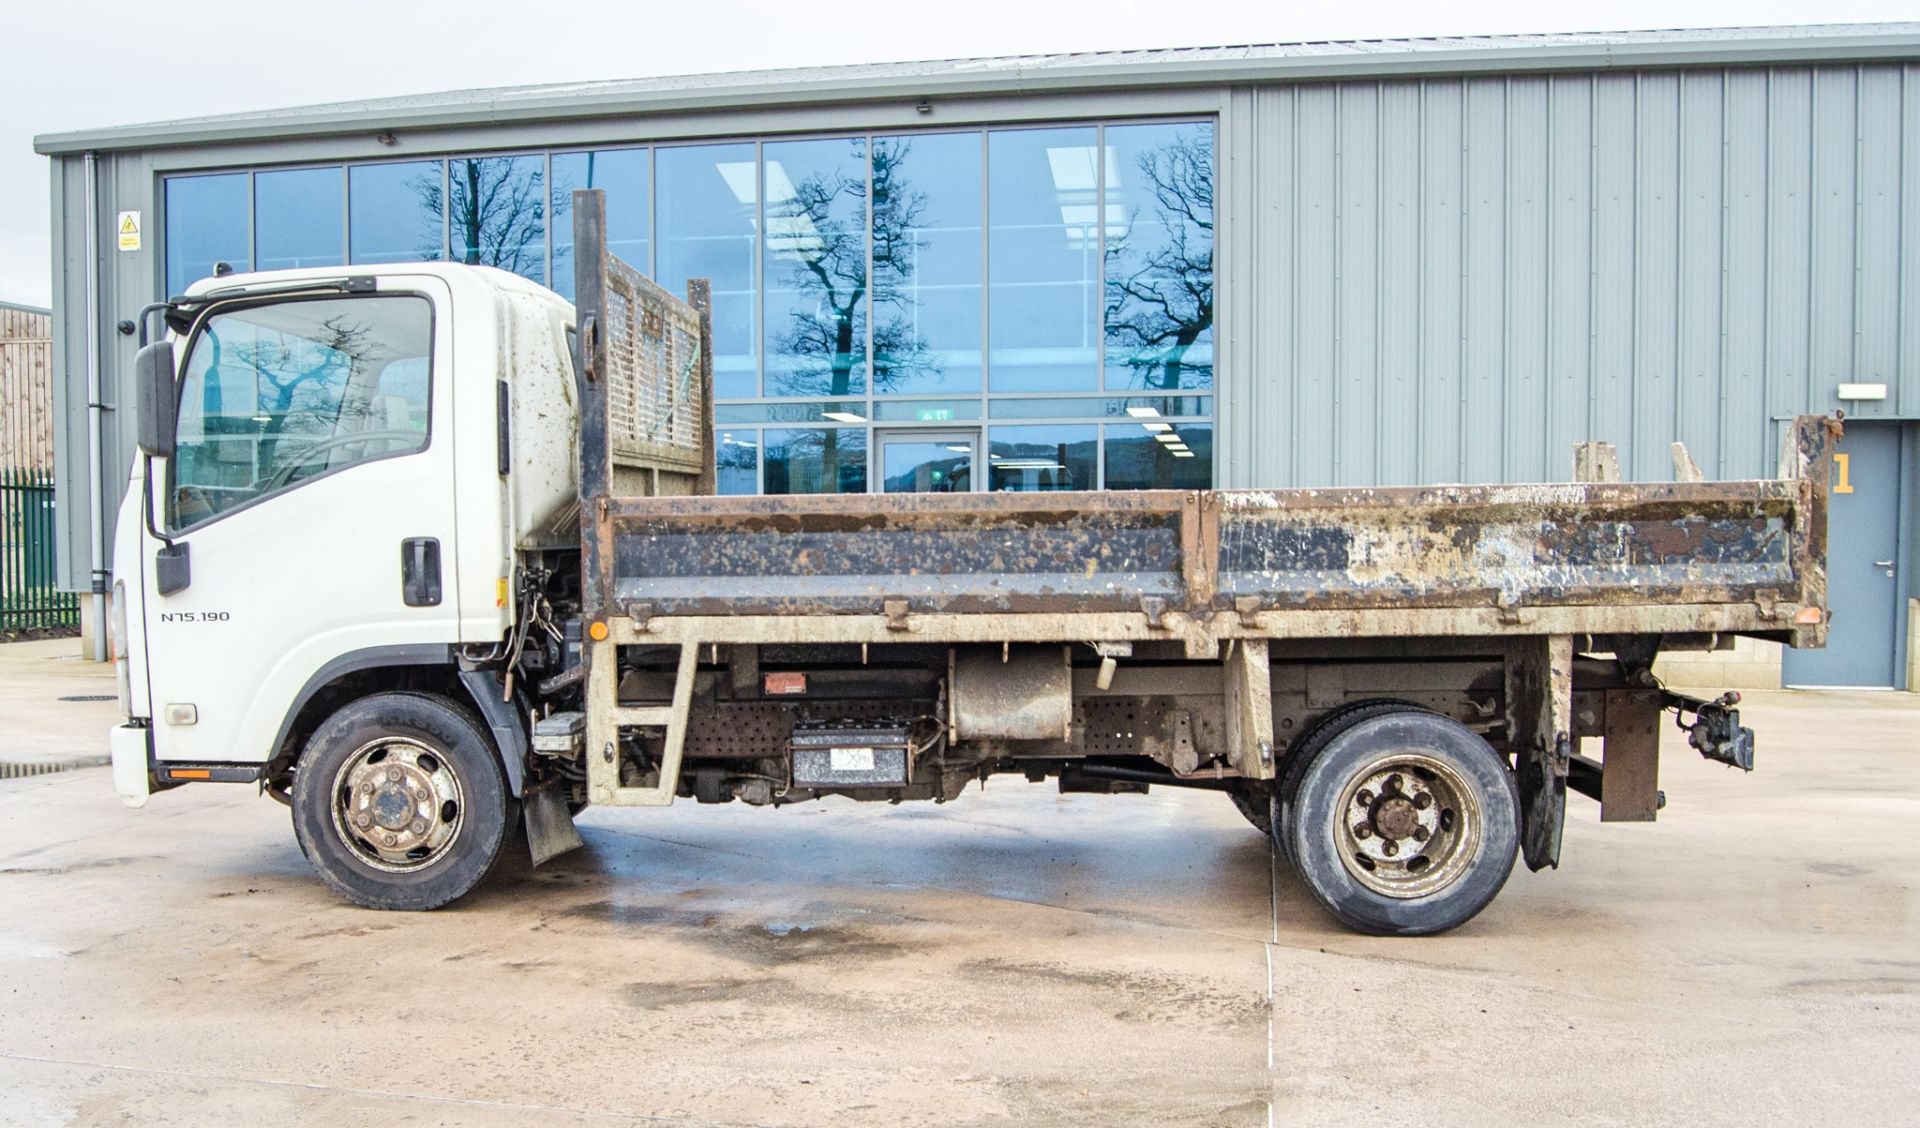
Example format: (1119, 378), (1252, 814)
(3, 0), (1915, 307)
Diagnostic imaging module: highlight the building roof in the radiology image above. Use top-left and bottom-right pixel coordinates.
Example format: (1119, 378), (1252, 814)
(34, 23), (1920, 155)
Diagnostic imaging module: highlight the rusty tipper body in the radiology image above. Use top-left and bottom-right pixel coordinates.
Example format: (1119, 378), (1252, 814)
(111, 191), (1833, 936)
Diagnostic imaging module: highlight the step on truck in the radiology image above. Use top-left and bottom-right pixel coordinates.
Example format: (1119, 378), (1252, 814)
(107, 190), (1834, 936)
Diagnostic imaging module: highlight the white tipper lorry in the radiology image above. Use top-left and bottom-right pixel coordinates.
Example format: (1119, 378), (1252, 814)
(106, 191), (1833, 935)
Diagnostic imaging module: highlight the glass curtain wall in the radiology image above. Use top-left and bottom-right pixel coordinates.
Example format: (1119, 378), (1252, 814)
(160, 119), (1214, 493)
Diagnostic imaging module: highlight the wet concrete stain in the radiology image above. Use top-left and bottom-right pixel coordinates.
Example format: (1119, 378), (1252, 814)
(293, 923), (398, 940)
(623, 977), (774, 1010)
(960, 957), (1265, 1027)
(1782, 976), (1919, 996)
(1804, 861), (1872, 878)
(0, 856), (140, 876)
(563, 899), (910, 967)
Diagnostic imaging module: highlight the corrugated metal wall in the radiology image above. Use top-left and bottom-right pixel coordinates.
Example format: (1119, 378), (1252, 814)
(1219, 64), (1920, 488)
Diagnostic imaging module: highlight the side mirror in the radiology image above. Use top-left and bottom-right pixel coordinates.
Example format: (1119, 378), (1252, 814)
(135, 340), (176, 459)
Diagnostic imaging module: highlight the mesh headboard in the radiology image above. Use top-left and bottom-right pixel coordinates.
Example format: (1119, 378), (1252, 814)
(574, 187), (712, 505)
(602, 260), (704, 474)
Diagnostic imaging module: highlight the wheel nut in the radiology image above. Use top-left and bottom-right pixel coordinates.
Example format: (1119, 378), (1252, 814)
(1356, 789), (1374, 806)
(383, 834), (397, 846)
(355, 813), (372, 829)
(387, 769), (402, 783)
(1386, 774), (1402, 792)
(1382, 840), (1399, 857)
(1353, 824), (1372, 840)
(1413, 826), (1430, 842)
(361, 782), (375, 794)
(1414, 793), (1432, 810)
(409, 821), (427, 836)
(415, 788), (429, 801)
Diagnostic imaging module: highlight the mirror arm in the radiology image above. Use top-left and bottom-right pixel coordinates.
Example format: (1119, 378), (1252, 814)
(134, 302), (171, 348)
(141, 454), (174, 549)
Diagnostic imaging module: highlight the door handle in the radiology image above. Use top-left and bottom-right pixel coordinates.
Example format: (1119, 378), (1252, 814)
(401, 537), (442, 607)
(1875, 560), (1895, 568)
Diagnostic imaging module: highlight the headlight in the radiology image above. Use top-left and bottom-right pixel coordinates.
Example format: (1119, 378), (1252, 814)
(111, 580), (131, 715)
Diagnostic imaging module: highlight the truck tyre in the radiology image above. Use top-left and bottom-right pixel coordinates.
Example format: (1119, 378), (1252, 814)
(292, 692), (513, 911)
(1227, 787), (1273, 835)
(1282, 710), (1518, 937)
(1276, 700), (1432, 869)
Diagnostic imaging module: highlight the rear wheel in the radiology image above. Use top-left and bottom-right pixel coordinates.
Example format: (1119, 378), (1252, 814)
(1276, 700), (1432, 868)
(1281, 710), (1518, 936)
(292, 692), (512, 911)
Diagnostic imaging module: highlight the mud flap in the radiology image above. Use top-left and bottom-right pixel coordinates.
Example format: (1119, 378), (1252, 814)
(522, 783), (584, 867)
(1507, 636), (1573, 872)
(1517, 733), (1569, 871)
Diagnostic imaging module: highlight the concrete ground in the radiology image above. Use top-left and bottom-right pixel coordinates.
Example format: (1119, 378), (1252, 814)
(0, 637), (115, 772)
(0, 642), (1915, 1127)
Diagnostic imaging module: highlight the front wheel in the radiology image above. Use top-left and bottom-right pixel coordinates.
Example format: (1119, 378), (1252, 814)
(1282, 710), (1518, 936)
(292, 692), (512, 911)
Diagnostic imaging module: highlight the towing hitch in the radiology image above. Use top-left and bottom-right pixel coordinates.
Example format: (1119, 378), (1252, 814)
(1664, 691), (1755, 771)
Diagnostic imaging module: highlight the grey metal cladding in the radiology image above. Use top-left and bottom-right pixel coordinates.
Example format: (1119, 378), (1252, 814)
(32, 24), (1920, 155)
(1218, 62), (1920, 490)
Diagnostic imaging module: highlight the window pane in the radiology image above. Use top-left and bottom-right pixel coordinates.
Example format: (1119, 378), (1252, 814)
(989, 425), (1096, 492)
(881, 435), (974, 493)
(165, 174), (249, 294)
(764, 137), (868, 398)
(449, 156), (547, 283)
(764, 427), (867, 494)
(551, 148), (649, 300)
(254, 168), (343, 272)
(990, 395), (1210, 419)
(988, 127), (1100, 393)
(1103, 122), (1214, 391)
(874, 132), (982, 395)
(657, 143), (757, 398)
(1103, 421), (1211, 490)
(170, 296), (433, 527)
(717, 428), (759, 494)
(349, 161), (444, 265)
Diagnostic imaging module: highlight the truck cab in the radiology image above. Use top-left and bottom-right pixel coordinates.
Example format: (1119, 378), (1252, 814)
(110, 264), (578, 866)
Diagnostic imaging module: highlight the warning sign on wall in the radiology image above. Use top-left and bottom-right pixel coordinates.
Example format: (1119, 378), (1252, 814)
(116, 211), (141, 252)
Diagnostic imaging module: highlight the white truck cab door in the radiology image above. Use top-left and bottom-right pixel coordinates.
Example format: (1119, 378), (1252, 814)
(138, 280), (460, 765)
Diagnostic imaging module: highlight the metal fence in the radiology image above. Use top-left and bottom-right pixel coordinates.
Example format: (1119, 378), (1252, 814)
(0, 467), (75, 631)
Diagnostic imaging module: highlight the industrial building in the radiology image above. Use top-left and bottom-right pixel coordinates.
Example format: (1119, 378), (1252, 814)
(31, 23), (1920, 686)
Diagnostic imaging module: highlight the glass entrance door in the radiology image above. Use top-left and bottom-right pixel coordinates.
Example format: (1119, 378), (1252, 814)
(878, 430), (978, 493)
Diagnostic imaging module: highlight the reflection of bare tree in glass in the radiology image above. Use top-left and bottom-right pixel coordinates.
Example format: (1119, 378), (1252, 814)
(1104, 134), (1213, 392)
(767, 430), (866, 494)
(412, 159), (547, 276)
(770, 138), (936, 482)
(222, 316), (374, 478)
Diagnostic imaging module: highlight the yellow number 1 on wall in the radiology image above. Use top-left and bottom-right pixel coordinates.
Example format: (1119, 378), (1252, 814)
(1832, 452), (1853, 494)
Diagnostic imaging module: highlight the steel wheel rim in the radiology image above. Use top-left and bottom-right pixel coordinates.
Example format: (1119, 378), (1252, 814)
(329, 737), (465, 873)
(1333, 751), (1481, 899)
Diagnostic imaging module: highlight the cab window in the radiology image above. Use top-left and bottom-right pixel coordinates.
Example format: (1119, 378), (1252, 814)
(169, 295), (432, 528)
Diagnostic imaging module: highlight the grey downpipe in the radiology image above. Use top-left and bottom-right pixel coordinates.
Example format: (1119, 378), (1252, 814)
(83, 151), (106, 662)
